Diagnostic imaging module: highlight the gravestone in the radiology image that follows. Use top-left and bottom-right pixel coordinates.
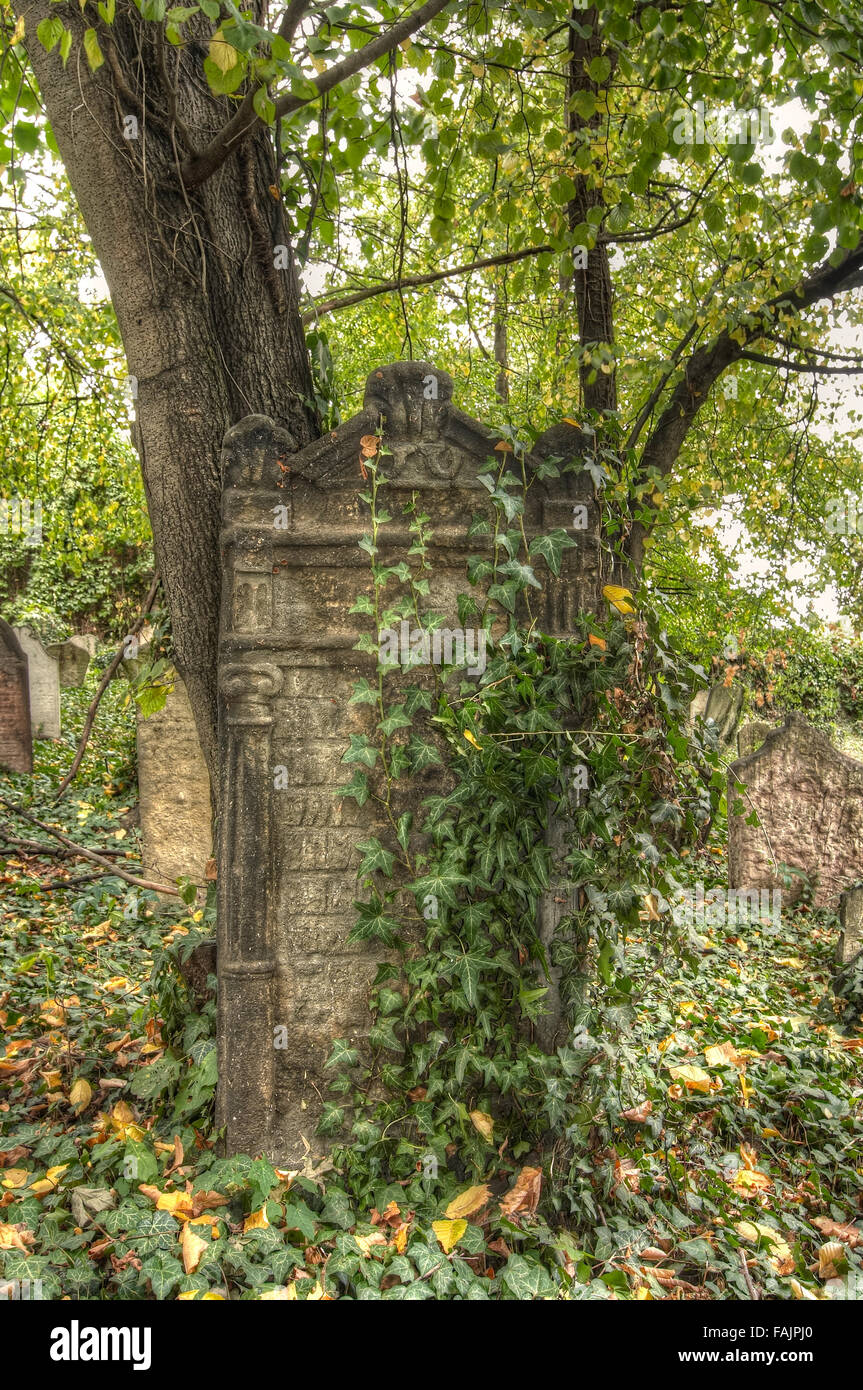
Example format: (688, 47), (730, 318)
(728, 714), (863, 909)
(0, 619), (32, 774)
(837, 885), (863, 965)
(216, 361), (603, 1159)
(737, 720), (772, 759)
(13, 627), (60, 740)
(48, 636), (94, 688)
(136, 677), (213, 892)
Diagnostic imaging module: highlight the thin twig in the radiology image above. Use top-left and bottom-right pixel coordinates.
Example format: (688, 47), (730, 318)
(54, 574), (161, 803)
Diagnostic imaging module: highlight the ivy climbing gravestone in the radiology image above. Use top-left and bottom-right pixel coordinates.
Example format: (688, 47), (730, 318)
(0, 619), (32, 774)
(216, 361), (605, 1160)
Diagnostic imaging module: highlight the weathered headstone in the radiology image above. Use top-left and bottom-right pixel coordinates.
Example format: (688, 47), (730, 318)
(705, 683), (744, 750)
(0, 619), (32, 774)
(728, 714), (863, 909)
(837, 885), (863, 965)
(216, 361), (603, 1159)
(13, 627), (60, 740)
(689, 688), (709, 724)
(48, 636), (94, 688)
(136, 677), (213, 892)
(737, 720), (772, 759)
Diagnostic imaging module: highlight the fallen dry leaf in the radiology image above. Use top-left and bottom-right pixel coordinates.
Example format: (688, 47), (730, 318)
(444, 1184), (492, 1220)
(499, 1166), (542, 1218)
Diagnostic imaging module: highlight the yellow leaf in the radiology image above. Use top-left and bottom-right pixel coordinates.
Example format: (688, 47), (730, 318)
(731, 1169), (772, 1193)
(69, 1077), (92, 1113)
(667, 1064), (712, 1093)
(11, 15), (25, 44)
(208, 30), (240, 73)
(243, 1206), (269, 1232)
(432, 1218), (468, 1253)
(735, 1221), (791, 1262)
(704, 1042), (743, 1068)
(588, 633), (607, 650)
(259, 1285), (298, 1299)
(139, 1185), (195, 1219)
(0, 1224), (32, 1251)
(602, 585), (635, 616)
(444, 1184), (492, 1220)
(181, 1221), (208, 1274)
(354, 1231), (387, 1257)
(463, 730), (482, 750)
(1, 1169), (30, 1189)
(469, 1110), (494, 1143)
(635, 1286), (653, 1300)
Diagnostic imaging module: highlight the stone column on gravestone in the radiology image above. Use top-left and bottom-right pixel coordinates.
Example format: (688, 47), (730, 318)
(217, 417), (296, 1159)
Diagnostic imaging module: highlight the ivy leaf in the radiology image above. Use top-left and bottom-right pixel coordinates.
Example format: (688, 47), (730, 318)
(348, 898), (401, 946)
(341, 735), (378, 769)
(325, 1038), (360, 1070)
(501, 1253), (556, 1299)
(378, 704), (412, 736)
(529, 529), (577, 577)
(355, 837), (396, 879)
(407, 735), (441, 772)
(348, 678), (378, 706)
(498, 559), (542, 590)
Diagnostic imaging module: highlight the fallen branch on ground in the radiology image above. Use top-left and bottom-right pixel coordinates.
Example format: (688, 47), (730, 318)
(0, 797), (179, 896)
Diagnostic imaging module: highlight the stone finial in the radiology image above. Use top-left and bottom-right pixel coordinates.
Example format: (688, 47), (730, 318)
(363, 362), (454, 440)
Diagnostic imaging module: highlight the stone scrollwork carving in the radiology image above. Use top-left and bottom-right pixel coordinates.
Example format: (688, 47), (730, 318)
(219, 662), (283, 703)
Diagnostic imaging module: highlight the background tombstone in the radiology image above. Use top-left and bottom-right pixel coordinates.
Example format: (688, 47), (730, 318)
(705, 683), (744, 751)
(217, 360), (605, 1160)
(13, 627), (60, 739)
(728, 714), (863, 909)
(136, 676), (213, 892)
(48, 636), (94, 688)
(0, 619), (32, 774)
(837, 885), (863, 965)
(737, 720), (772, 759)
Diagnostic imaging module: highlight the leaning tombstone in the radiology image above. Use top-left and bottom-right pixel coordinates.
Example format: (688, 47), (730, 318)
(704, 682), (744, 751)
(13, 627), (60, 739)
(837, 884), (863, 965)
(216, 360), (604, 1159)
(136, 676), (213, 894)
(48, 637), (92, 689)
(0, 619), (32, 774)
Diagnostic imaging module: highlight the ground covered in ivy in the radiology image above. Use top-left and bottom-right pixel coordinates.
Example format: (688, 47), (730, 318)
(1, 675), (862, 1300)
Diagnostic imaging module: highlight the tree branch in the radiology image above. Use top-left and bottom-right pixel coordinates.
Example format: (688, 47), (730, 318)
(738, 350), (863, 374)
(300, 243), (554, 322)
(180, 0), (452, 189)
(629, 240), (863, 567)
(54, 573), (161, 803)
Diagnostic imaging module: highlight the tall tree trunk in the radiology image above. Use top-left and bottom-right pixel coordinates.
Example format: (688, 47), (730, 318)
(565, 5), (616, 420)
(17, 0), (319, 779)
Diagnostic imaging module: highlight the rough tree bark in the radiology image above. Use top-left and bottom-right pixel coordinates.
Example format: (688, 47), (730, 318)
(16, 0), (326, 779)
